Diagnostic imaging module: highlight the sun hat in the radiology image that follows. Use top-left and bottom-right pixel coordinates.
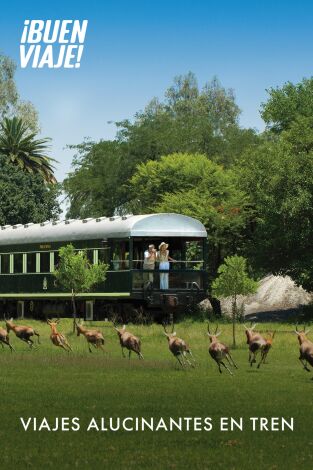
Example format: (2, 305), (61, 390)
(159, 242), (169, 250)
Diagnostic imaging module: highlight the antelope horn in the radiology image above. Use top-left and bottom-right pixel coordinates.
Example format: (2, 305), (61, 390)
(207, 322), (211, 334)
(215, 324), (219, 335)
(162, 322), (168, 334)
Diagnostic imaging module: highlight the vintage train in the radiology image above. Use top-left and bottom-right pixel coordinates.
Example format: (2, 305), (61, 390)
(0, 213), (208, 319)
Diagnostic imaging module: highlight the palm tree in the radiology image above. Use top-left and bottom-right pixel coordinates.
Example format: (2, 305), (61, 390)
(0, 117), (57, 184)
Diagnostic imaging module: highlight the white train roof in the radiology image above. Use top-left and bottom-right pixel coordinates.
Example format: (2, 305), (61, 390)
(0, 213), (207, 246)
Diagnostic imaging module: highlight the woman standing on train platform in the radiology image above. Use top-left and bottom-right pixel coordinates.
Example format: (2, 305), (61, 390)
(157, 242), (175, 290)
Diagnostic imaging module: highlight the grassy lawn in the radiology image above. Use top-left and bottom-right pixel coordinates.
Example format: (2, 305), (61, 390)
(1, 319), (313, 469)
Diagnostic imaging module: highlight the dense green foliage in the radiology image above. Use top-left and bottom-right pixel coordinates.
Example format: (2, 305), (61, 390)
(1, 319), (312, 469)
(238, 139), (313, 290)
(0, 54), (39, 132)
(0, 155), (60, 225)
(261, 78), (313, 134)
(0, 55), (59, 226)
(64, 73), (258, 218)
(64, 140), (125, 217)
(238, 78), (313, 290)
(0, 117), (56, 184)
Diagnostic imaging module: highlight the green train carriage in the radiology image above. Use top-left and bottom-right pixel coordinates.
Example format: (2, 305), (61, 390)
(0, 213), (208, 319)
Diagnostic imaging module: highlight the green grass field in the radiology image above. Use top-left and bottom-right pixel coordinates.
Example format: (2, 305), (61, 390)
(1, 319), (313, 470)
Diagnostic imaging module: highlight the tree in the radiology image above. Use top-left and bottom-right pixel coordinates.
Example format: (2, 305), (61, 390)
(237, 138), (313, 291)
(64, 73), (258, 217)
(64, 139), (125, 218)
(115, 73), (242, 167)
(261, 77), (313, 154)
(212, 256), (258, 347)
(261, 78), (313, 134)
(0, 54), (39, 132)
(0, 155), (60, 225)
(53, 245), (108, 330)
(0, 117), (56, 184)
(236, 77), (313, 290)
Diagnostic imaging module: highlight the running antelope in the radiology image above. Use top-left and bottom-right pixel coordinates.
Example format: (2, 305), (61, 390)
(163, 322), (195, 367)
(244, 324), (267, 368)
(0, 325), (15, 352)
(5, 316), (40, 348)
(75, 319), (105, 352)
(294, 325), (313, 377)
(260, 331), (276, 365)
(47, 319), (72, 352)
(114, 324), (144, 359)
(207, 323), (237, 375)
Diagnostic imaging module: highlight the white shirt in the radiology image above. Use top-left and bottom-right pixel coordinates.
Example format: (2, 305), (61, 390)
(144, 250), (156, 266)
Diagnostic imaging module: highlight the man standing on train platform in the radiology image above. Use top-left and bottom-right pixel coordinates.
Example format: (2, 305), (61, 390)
(143, 244), (156, 284)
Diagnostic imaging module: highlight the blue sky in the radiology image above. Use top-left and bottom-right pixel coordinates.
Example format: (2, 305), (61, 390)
(1, 0), (313, 181)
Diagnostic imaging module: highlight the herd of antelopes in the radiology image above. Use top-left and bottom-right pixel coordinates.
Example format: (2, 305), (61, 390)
(0, 316), (312, 377)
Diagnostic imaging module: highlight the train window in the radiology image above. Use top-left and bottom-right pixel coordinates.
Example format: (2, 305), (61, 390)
(36, 253), (40, 273)
(111, 241), (130, 270)
(40, 252), (50, 273)
(86, 249), (94, 265)
(23, 253), (27, 273)
(50, 252), (54, 272)
(185, 241), (204, 269)
(1, 254), (10, 274)
(98, 248), (109, 264)
(54, 251), (60, 270)
(14, 253), (23, 274)
(27, 253), (36, 273)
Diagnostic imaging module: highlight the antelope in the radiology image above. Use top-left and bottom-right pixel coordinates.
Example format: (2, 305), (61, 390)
(0, 325), (15, 352)
(294, 325), (313, 377)
(5, 316), (40, 348)
(114, 324), (144, 359)
(260, 330), (276, 365)
(47, 319), (72, 352)
(162, 322), (195, 368)
(75, 319), (105, 352)
(207, 323), (237, 375)
(244, 323), (267, 368)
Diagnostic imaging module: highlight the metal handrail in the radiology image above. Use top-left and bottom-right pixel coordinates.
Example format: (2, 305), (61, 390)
(131, 268), (205, 272)
(132, 260), (203, 263)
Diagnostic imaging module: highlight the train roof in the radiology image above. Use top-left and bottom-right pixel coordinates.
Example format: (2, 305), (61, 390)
(0, 213), (207, 246)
